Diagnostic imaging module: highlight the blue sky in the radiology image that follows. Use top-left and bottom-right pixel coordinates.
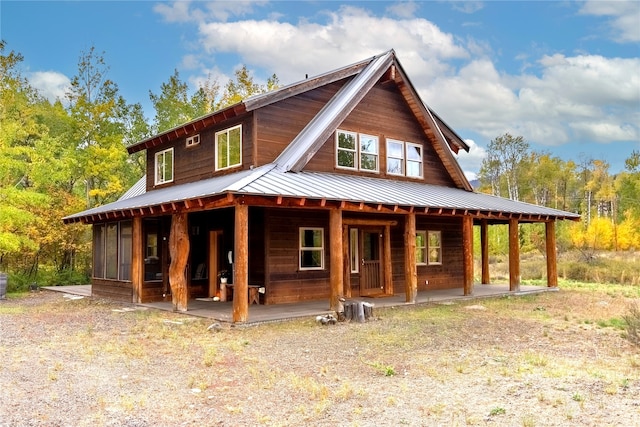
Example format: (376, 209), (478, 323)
(2, 0), (639, 178)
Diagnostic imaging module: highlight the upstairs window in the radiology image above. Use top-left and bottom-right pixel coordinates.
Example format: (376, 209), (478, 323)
(386, 140), (423, 179)
(186, 134), (200, 147)
(216, 125), (242, 170)
(155, 148), (174, 185)
(336, 130), (379, 173)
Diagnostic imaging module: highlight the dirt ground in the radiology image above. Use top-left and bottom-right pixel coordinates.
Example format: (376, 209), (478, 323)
(1, 288), (638, 427)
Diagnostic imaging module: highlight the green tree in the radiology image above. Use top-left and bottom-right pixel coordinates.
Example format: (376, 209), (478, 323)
(479, 133), (530, 201)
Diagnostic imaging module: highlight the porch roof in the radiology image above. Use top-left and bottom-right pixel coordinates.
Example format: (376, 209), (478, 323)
(63, 165), (580, 224)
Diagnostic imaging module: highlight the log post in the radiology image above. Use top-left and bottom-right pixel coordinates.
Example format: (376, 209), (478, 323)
(480, 219), (490, 285)
(329, 208), (343, 311)
(509, 218), (520, 292)
(233, 203), (249, 323)
(383, 224), (393, 295)
(342, 225), (351, 298)
(462, 216), (474, 296)
(404, 212), (417, 303)
(169, 212), (189, 312)
(131, 217), (143, 303)
(546, 221), (558, 288)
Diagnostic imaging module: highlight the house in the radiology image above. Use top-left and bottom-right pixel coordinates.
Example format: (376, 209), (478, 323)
(63, 50), (580, 322)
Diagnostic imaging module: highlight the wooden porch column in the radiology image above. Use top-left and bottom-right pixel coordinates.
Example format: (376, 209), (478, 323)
(342, 224), (351, 298)
(404, 212), (417, 303)
(329, 208), (343, 311)
(480, 219), (490, 285)
(131, 216), (143, 303)
(462, 216), (474, 296)
(233, 203), (249, 323)
(383, 224), (393, 295)
(169, 213), (189, 312)
(546, 221), (558, 288)
(508, 218), (520, 292)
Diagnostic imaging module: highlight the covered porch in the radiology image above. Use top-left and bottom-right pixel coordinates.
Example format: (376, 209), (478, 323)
(44, 283), (557, 325)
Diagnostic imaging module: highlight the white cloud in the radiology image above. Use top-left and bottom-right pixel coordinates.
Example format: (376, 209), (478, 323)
(579, 0), (640, 43)
(455, 139), (486, 180)
(386, 1), (419, 18)
(28, 71), (70, 103)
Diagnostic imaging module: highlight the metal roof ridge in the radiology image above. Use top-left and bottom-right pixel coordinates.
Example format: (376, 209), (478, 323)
(274, 51), (395, 172)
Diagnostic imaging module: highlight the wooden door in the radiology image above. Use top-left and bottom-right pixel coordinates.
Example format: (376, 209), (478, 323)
(360, 229), (383, 296)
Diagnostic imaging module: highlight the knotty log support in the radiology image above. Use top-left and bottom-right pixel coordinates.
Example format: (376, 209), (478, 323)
(131, 217), (143, 303)
(546, 221), (558, 288)
(480, 219), (490, 285)
(329, 208), (343, 311)
(404, 212), (417, 303)
(509, 218), (520, 292)
(233, 204), (249, 323)
(462, 216), (474, 296)
(169, 213), (189, 312)
(342, 224), (351, 298)
(383, 224), (392, 295)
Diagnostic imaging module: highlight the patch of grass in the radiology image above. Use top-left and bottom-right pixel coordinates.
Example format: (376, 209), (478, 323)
(365, 360), (396, 376)
(489, 406), (506, 416)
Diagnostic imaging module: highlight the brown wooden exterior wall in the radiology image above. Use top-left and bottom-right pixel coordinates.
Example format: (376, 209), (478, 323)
(92, 278), (133, 302)
(145, 114), (253, 190)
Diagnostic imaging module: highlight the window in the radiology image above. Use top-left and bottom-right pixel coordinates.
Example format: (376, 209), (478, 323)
(386, 140), (423, 178)
(216, 125), (242, 170)
(427, 231), (442, 264)
(359, 134), (379, 172)
(186, 134), (200, 147)
(406, 143), (423, 178)
(387, 139), (404, 175)
(155, 148), (173, 185)
(416, 231), (427, 265)
(336, 130), (357, 170)
(350, 228), (359, 273)
(93, 220), (133, 281)
(336, 130), (378, 173)
(416, 230), (442, 265)
(299, 228), (324, 270)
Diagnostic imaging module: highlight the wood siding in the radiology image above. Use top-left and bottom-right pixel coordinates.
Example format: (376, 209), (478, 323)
(145, 114), (254, 190)
(304, 81), (457, 187)
(92, 279), (133, 302)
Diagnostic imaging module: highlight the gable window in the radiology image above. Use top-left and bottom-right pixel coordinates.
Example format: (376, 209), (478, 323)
(387, 139), (404, 175)
(416, 230), (442, 265)
(336, 130), (379, 173)
(186, 134), (200, 147)
(216, 125), (242, 170)
(386, 140), (423, 178)
(155, 148), (173, 185)
(299, 227), (324, 270)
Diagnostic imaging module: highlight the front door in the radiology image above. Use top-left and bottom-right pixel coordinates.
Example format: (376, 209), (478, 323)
(360, 229), (383, 296)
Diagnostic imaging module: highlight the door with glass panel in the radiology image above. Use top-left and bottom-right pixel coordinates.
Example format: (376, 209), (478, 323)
(360, 229), (383, 296)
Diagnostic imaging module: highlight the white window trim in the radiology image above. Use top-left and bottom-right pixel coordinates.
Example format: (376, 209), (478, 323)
(350, 228), (359, 273)
(406, 142), (424, 179)
(359, 133), (379, 173)
(416, 230), (427, 266)
(299, 227), (325, 271)
(154, 148), (174, 185)
(215, 124), (242, 171)
(336, 130), (358, 171)
(386, 139), (405, 176)
(186, 134), (200, 147)
(427, 230), (442, 265)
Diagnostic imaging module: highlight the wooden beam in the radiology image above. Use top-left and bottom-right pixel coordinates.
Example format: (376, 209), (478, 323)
(509, 218), (520, 292)
(329, 208), (344, 311)
(462, 216), (474, 296)
(383, 224), (393, 295)
(546, 221), (558, 288)
(169, 212), (189, 312)
(342, 225), (351, 298)
(131, 217), (143, 304)
(404, 212), (417, 303)
(342, 218), (398, 227)
(480, 219), (490, 285)
(233, 204), (249, 323)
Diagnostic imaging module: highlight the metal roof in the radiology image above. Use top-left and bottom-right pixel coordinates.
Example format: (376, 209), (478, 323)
(63, 166), (580, 223)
